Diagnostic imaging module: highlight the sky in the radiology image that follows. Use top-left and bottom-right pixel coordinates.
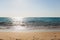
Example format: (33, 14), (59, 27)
(0, 0), (60, 17)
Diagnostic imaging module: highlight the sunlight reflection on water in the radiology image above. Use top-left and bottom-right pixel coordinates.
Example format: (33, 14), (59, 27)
(0, 26), (60, 32)
(13, 26), (27, 31)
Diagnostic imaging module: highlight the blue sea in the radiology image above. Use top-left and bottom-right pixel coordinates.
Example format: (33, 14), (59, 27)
(0, 17), (60, 32)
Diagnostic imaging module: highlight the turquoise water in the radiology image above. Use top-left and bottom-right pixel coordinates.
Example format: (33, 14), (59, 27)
(0, 17), (60, 31)
(0, 17), (12, 22)
(23, 17), (60, 26)
(0, 17), (60, 26)
(0, 17), (13, 27)
(23, 17), (60, 22)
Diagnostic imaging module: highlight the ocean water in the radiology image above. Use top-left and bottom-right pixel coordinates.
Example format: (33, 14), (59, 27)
(22, 17), (60, 27)
(0, 17), (60, 32)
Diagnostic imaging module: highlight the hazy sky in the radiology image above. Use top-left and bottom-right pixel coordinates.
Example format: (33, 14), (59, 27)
(0, 0), (60, 17)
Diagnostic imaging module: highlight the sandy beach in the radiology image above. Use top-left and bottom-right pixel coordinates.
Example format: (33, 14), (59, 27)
(0, 32), (60, 40)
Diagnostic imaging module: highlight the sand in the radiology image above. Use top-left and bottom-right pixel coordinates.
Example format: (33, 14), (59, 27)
(0, 32), (60, 40)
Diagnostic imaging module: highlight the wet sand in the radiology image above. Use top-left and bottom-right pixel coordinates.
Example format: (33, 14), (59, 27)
(0, 26), (60, 40)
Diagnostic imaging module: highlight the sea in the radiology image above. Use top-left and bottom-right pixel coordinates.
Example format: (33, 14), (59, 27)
(0, 17), (60, 32)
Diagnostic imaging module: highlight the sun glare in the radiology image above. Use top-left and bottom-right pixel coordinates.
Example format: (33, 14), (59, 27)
(12, 17), (23, 21)
(11, 17), (26, 30)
